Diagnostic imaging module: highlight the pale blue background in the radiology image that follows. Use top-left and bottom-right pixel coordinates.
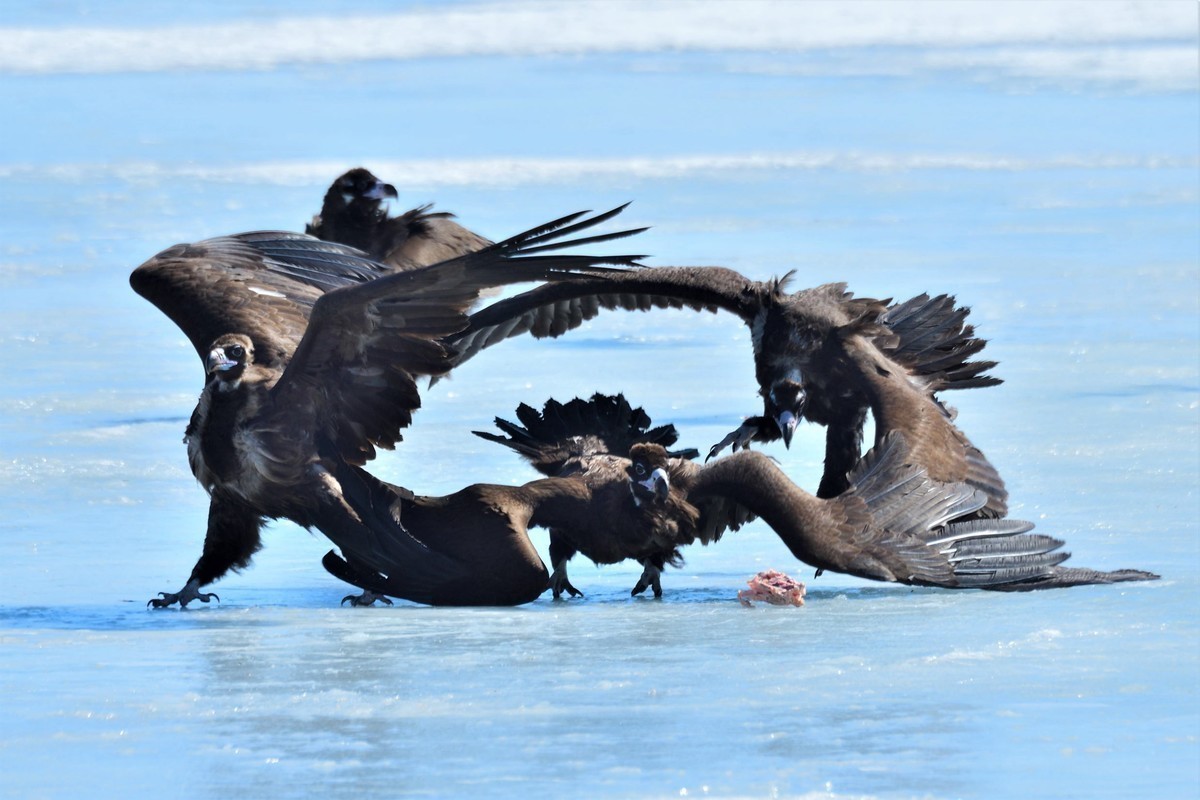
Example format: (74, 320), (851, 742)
(1, 2), (1197, 798)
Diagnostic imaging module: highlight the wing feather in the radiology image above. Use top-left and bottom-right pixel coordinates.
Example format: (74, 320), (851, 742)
(271, 207), (646, 465)
(443, 265), (768, 373)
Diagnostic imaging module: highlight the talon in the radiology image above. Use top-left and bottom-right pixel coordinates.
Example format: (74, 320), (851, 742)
(148, 591), (180, 609)
(632, 563), (664, 598)
(551, 581), (583, 600)
(148, 579), (219, 609)
(552, 581), (584, 600)
(549, 562), (583, 599)
(708, 421), (759, 461)
(341, 591), (392, 607)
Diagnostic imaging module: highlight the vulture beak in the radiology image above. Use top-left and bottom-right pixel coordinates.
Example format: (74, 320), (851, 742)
(365, 181), (398, 201)
(206, 348), (238, 374)
(638, 467), (671, 502)
(776, 410), (799, 449)
(769, 380), (805, 449)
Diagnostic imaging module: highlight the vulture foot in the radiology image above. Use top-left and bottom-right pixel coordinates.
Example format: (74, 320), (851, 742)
(148, 579), (219, 609)
(631, 562), (663, 598)
(707, 421), (761, 461)
(549, 563), (583, 600)
(341, 591), (394, 607)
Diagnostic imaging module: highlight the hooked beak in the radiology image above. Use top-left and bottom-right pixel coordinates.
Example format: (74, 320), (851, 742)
(636, 467), (671, 502)
(775, 410), (799, 449)
(206, 348), (237, 374)
(364, 181), (398, 201)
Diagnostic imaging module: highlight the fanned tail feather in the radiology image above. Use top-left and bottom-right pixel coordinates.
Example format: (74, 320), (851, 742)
(477, 392), (696, 476)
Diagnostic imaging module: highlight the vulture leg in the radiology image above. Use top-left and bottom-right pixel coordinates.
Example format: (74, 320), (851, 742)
(631, 560), (664, 598)
(148, 495), (262, 608)
(548, 534), (583, 599)
(549, 560), (583, 599)
(321, 550), (396, 608)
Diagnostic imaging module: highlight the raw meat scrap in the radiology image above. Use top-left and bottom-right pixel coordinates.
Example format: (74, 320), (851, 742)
(738, 570), (806, 607)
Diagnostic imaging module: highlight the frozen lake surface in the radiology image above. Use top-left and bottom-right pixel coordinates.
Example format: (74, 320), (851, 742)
(1, 2), (1197, 798)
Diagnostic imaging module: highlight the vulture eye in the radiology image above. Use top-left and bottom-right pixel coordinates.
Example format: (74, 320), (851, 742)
(228, 345), (245, 360)
(634, 463), (646, 477)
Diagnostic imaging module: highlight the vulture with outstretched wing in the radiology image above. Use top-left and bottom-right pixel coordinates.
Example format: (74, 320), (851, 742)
(475, 393), (1156, 595)
(131, 207), (644, 608)
(443, 269), (1004, 508)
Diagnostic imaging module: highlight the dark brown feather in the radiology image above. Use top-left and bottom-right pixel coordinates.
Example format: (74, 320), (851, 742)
(306, 167), (493, 269)
(133, 206), (646, 607)
(440, 265), (1004, 514)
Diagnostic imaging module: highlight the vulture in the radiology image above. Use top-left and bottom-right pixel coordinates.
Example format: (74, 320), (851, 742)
(473, 393), (709, 598)
(320, 393), (702, 605)
(473, 394), (1158, 596)
(130, 207), (644, 608)
(441, 268), (1002, 503)
(305, 167), (492, 269)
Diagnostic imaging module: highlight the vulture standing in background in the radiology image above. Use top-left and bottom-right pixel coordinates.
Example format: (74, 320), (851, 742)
(476, 394), (1158, 595)
(306, 167), (492, 269)
(441, 268), (1001, 502)
(130, 207), (644, 608)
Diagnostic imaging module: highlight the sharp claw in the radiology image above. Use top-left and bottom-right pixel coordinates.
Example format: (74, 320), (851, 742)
(633, 563), (664, 598)
(549, 563), (583, 599)
(707, 434), (735, 461)
(708, 421), (759, 461)
(551, 582), (583, 600)
(148, 581), (219, 610)
(341, 591), (392, 607)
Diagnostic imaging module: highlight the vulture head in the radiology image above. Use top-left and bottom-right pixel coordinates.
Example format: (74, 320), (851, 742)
(206, 334), (255, 390)
(627, 443), (672, 505)
(332, 167), (398, 209)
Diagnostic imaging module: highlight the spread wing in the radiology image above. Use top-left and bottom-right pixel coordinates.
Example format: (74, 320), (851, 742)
(843, 336), (1008, 516)
(130, 232), (393, 369)
(443, 265), (769, 373)
(267, 207), (647, 465)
